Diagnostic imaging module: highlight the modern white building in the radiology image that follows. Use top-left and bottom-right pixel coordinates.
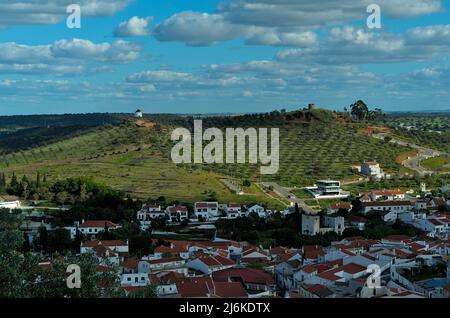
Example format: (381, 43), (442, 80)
(306, 180), (349, 199)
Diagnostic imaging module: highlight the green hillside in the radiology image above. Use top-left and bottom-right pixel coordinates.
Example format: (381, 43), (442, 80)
(0, 109), (415, 204)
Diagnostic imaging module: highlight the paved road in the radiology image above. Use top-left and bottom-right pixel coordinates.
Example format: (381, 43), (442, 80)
(262, 182), (315, 214)
(373, 133), (445, 176)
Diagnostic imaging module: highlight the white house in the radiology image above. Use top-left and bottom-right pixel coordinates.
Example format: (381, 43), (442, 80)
(275, 260), (302, 290)
(361, 161), (385, 180)
(66, 220), (120, 239)
(246, 204), (266, 218)
(194, 202), (219, 219)
(415, 217), (448, 238)
(323, 215), (345, 235)
(81, 240), (129, 254)
(137, 204), (164, 220)
(226, 204), (241, 219)
(166, 206), (189, 223)
(137, 204), (164, 230)
(369, 189), (405, 201)
(121, 273), (150, 287)
(138, 257), (187, 274)
(361, 201), (413, 215)
(186, 255), (235, 274)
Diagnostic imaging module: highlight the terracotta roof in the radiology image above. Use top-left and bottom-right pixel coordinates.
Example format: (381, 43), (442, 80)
(167, 206), (188, 213)
(175, 277), (213, 298)
(92, 244), (117, 258)
(371, 189), (404, 196)
(195, 202), (218, 208)
(197, 255), (235, 267)
(121, 257), (139, 270)
(213, 282), (248, 298)
(341, 263), (366, 274)
(213, 267), (275, 285)
(301, 284), (334, 298)
(79, 220), (118, 228)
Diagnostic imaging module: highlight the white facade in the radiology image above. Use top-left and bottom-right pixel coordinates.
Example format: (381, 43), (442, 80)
(0, 200), (20, 210)
(194, 202), (219, 219)
(121, 273), (150, 287)
(246, 204), (266, 218)
(361, 161), (384, 179)
(323, 215), (345, 235)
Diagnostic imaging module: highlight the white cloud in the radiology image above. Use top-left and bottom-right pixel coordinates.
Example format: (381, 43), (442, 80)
(276, 25), (450, 64)
(114, 16), (153, 37)
(153, 11), (243, 46)
(0, 38), (141, 75)
(152, 0), (442, 47)
(0, 0), (132, 27)
(126, 70), (198, 83)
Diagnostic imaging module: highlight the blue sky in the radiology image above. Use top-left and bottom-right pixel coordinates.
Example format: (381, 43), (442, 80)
(0, 0), (449, 115)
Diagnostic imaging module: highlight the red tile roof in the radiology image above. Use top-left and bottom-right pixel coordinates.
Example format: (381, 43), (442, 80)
(167, 206), (188, 213)
(121, 257), (139, 270)
(175, 277), (213, 298)
(197, 255), (235, 267)
(195, 202), (218, 208)
(79, 220), (118, 228)
(371, 189), (404, 196)
(213, 282), (247, 298)
(213, 268), (275, 285)
(341, 263), (366, 274)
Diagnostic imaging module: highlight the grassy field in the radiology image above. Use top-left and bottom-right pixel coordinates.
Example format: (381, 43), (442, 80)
(0, 121), (284, 208)
(422, 155), (450, 173)
(186, 119), (413, 187)
(0, 109), (428, 206)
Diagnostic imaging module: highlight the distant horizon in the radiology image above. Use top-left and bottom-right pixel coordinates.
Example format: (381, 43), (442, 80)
(1, 1), (450, 114)
(0, 107), (449, 118)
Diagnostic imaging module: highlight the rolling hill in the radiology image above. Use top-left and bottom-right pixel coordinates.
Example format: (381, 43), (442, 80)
(0, 109), (419, 205)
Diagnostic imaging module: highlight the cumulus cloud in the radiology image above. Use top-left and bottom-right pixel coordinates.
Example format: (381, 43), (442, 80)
(153, 11), (243, 46)
(114, 16), (153, 37)
(0, 0), (132, 27)
(152, 0), (442, 47)
(276, 25), (450, 64)
(0, 38), (141, 75)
